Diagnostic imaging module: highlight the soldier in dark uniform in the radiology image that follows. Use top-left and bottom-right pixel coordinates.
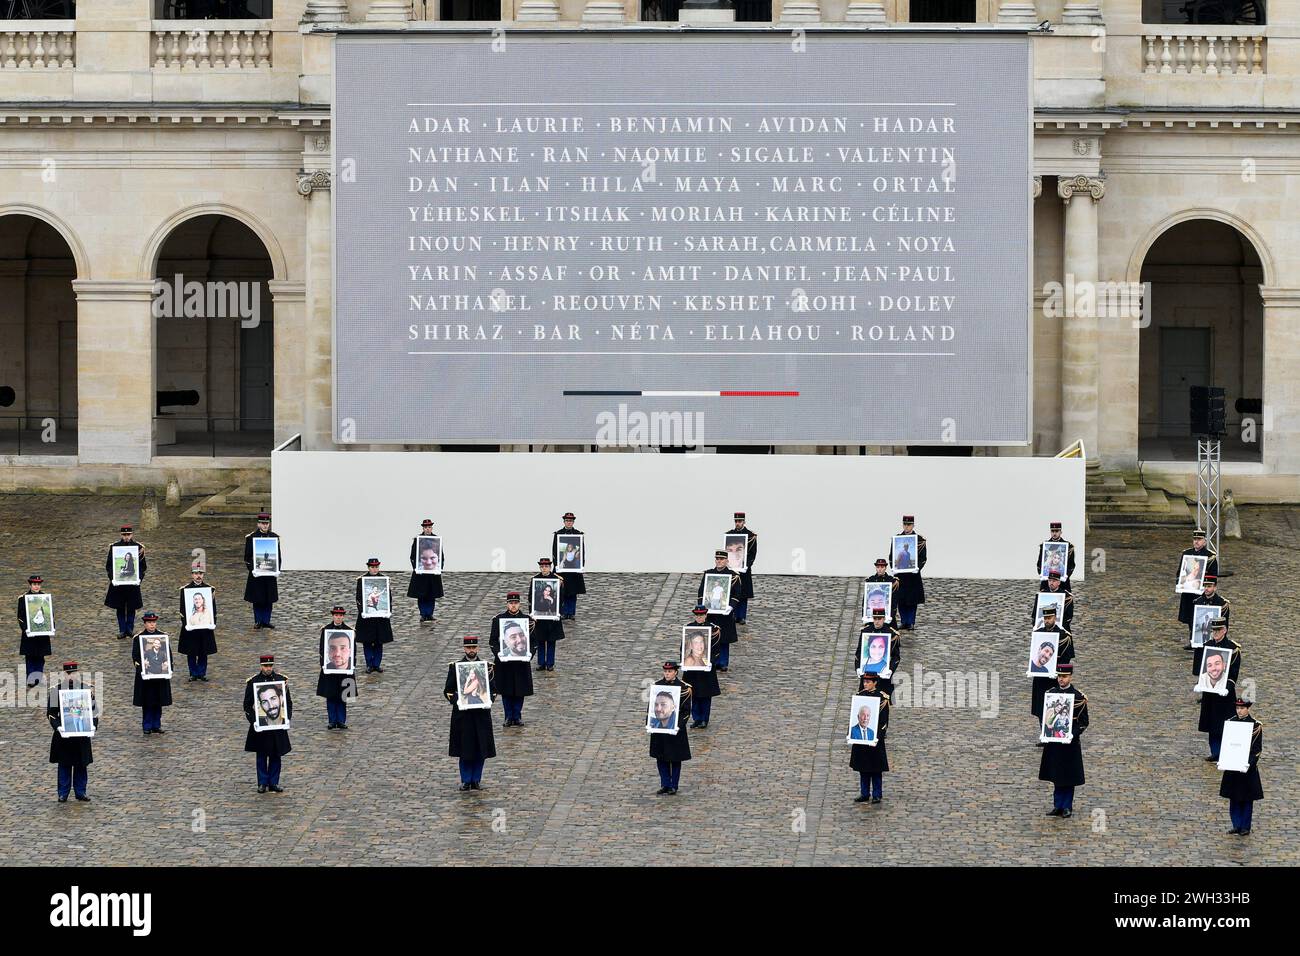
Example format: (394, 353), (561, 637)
(893, 515), (927, 630)
(698, 550), (741, 672)
(49, 661), (97, 802)
(1032, 569), (1075, 631)
(1186, 573), (1230, 650)
(1036, 521), (1076, 582)
(489, 591), (535, 727)
(317, 606), (355, 729)
(682, 605), (722, 729)
(856, 606), (901, 700)
(1039, 662), (1088, 817)
(243, 513), (280, 631)
(1196, 621), (1239, 761)
(104, 524), (146, 639)
(650, 661), (691, 795)
(178, 564), (217, 681)
(1030, 605), (1074, 739)
(131, 611), (173, 735)
(530, 558), (565, 672)
(552, 512), (585, 621)
(356, 558), (394, 673)
(18, 574), (52, 687)
(407, 518), (444, 623)
(445, 636), (496, 790)
(244, 653), (292, 793)
(1220, 697), (1262, 835)
(850, 671), (890, 804)
(729, 512), (758, 624)
(865, 558), (900, 628)
(1176, 528), (1217, 631)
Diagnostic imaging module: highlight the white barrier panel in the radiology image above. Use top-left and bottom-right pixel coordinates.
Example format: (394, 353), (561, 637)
(272, 451), (1085, 581)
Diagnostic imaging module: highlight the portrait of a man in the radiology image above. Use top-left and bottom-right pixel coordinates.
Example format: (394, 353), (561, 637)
(724, 533), (749, 573)
(323, 628), (355, 675)
(1195, 648), (1233, 695)
(112, 545), (142, 585)
(360, 576), (392, 618)
(846, 694), (880, 746)
(1034, 593), (1066, 630)
(497, 619), (531, 661)
(1175, 554), (1208, 595)
(862, 582), (891, 623)
(414, 535), (442, 575)
(1027, 634), (1058, 676)
(185, 586), (214, 630)
(681, 626), (712, 672)
(646, 686), (680, 734)
(1190, 604), (1218, 648)
(140, 634), (172, 679)
(251, 537), (281, 577)
(703, 573), (732, 614)
(859, 633), (890, 675)
(891, 535), (918, 574)
(23, 593), (55, 637)
(556, 533), (584, 573)
(1040, 692), (1074, 743)
(253, 680), (290, 730)
(58, 688), (95, 738)
(531, 577), (561, 620)
(455, 660), (491, 710)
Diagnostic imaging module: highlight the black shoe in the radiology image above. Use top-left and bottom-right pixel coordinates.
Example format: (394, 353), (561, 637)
(871, 796), (881, 804)
(689, 721), (702, 729)
(143, 729), (151, 736)
(366, 666), (375, 674)
(117, 633), (127, 640)
(1227, 827), (1241, 834)
(154, 729), (165, 735)
(717, 666), (728, 673)
(375, 666), (384, 673)
(1035, 741), (1046, 747)
(667, 788), (678, 795)
(656, 786), (670, 795)
(420, 616), (432, 623)
(258, 785), (267, 793)
(263, 624), (275, 631)
(253, 623), (262, 630)
(74, 794), (90, 802)
(459, 783), (472, 791)
(470, 781), (482, 790)
(853, 795), (870, 803)
(338, 723), (348, 730)
(699, 722), (708, 729)
(327, 722), (337, 729)
(58, 795), (68, 802)
(1061, 809), (1073, 818)
(267, 785), (284, 793)
(1205, 755), (1218, 762)
(1183, 644), (1194, 650)
(1239, 828), (1250, 836)
(199, 675), (208, 682)
(1046, 808), (1063, 816)
(188, 675), (199, 682)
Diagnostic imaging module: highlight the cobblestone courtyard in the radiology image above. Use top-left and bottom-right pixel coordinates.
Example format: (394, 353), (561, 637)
(0, 494), (1295, 866)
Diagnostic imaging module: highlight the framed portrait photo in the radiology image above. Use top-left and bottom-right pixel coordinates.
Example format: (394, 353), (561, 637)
(681, 625), (713, 672)
(1040, 541), (1069, 580)
(139, 633), (173, 680)
(414, 535), (443, 575)
(1190, 604), (1220, 649)
(1040, 692), (1074, 744)
(58, 688), (95, 738)
(322, 628), (356, 675)
(1033, 592), (1068, 630)
(23, 593), (55, 637)
(724, 533), (749, 573)
(497, 618), (532, 662)
(455, 660), (492, 710)
(1026, 631), (1060, 678)
(862, 581), (892, 623)
(530, 577), (561, 621)
(556, 533), (585, 574)
(252, 680), (290, 731)
(858, 631), (892, 677)
(360, 576), (392, 619)
(846, 694), (881, 747)
(251, 537), (281, 578)
(1175, 554), (1208, 595)
(702, 573), (733, 614)
(891, 534), (919, 574)
(111, 544), (142, 586)
(646, 683), (681, 735)
(1195, 646), (1234, 696)
(1217, 720), (1254, 773)
(184, 586), (215, 630)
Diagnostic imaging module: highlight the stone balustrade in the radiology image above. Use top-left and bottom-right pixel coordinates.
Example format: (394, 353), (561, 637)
(151, 22), (273, 71)
(0, 24), (76, 70)
(1143, 29), (1266, 77)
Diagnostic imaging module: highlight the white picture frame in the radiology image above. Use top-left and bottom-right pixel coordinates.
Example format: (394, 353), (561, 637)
(858, 631), (892, 678)
(646, 683), (681, 735)
(1217, 720), (1253, 773)
(556, 533), (585, 574)
(111, 545), (142, 586)
(1040, 692), (1074, 744)
(891, 534), (919, 574)
(681, 625), (713, 672)
(455, 660), (492, 710)
(530, 577), (561, 621)
(183, 586), (215, 630)
(1175, 554), (1208, 595)
(23, 593), (55, 637)
(360, 576), (392, 619)
(1195, 646), (1234, 696)
(414, 535), (443, 575)
(1033, 592), (1068, 630)
(1039, 541), (1069, 580)
(139, 633), (173, 681)
(251, 537), (281, 578)
(497, 618), (532, 662)
(846, 694), (881, 747)
(861, 581), (893, 623)
(1027, 631), (1060, 678)
(702, 573), (733, 614)
(1190, 604), (1220, 649)
(724, 533), (749, 573)
(58, 688), (95, 738)
(252, 680), (290, 731)
(322, 628), (356, 675)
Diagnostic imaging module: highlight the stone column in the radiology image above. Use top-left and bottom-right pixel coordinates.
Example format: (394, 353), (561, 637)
(1056, 175), (1104, 460)
(1258, 288), (1300, 476)
(844, 2), (885, 22)
(300, 0), (348, 23)
(997, 2), (1037, 25)
(582, 0), (626, 19)
(516, 0), (560, 19)
(298, 134), (334, 452)
(779, 0), (820, 21)
(1062, 2), (1102, 24)
(72, 280), (157, 465)
(366, 0), (412, 21)
(268, 280), (306, 448)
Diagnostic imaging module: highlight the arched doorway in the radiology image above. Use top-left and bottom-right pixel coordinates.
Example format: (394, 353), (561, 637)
(0, 214), (79, 456)
(1138, 218), (1264, 462)
(152, 214), (274, 456)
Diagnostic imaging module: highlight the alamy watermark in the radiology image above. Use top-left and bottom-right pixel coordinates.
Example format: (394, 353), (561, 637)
(151, 274), (261, 328)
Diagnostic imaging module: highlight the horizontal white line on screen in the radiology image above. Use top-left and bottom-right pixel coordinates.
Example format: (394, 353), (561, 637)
(404, 102), (958, 108)
(405, 351), (957, 356)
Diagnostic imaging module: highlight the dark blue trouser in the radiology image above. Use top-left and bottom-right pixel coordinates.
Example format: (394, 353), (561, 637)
(418, 598), (436, 617)
(25, 655), (44, 682)
(1208, 728), (1223, 759)
(1229, 799), (1255, 831)
(859, 771), (883, 799)
(1053, 784), (1075, 811)
(735, 598), (748, 623)
(717, 641), (730, 668)
(502, 695), (524, 721)
(560, 594), (577, 617)
(116, 608), (136, 635)
(252, 603), (273, 626)
(326, 698), (347, 724)
(186, 654), (208, 677)
(57, 763), (87, 799)
(900, 604), (918, 628)
(537, 640), (556, 669)
(656, 760), (682, 790)
(141, 705), (162, 731)
(362, 643), (384, 669)
(256, 753), (282, 787)
(691, 696), (712, 723)
(459, 758), (485, 784)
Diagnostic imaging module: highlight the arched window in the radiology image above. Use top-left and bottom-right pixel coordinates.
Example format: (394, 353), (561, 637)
(1142, 0), (1264, 24)
(440, 0), (500, 18)
(2, 0), (75, 18)
(909, 0), (976, 22)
